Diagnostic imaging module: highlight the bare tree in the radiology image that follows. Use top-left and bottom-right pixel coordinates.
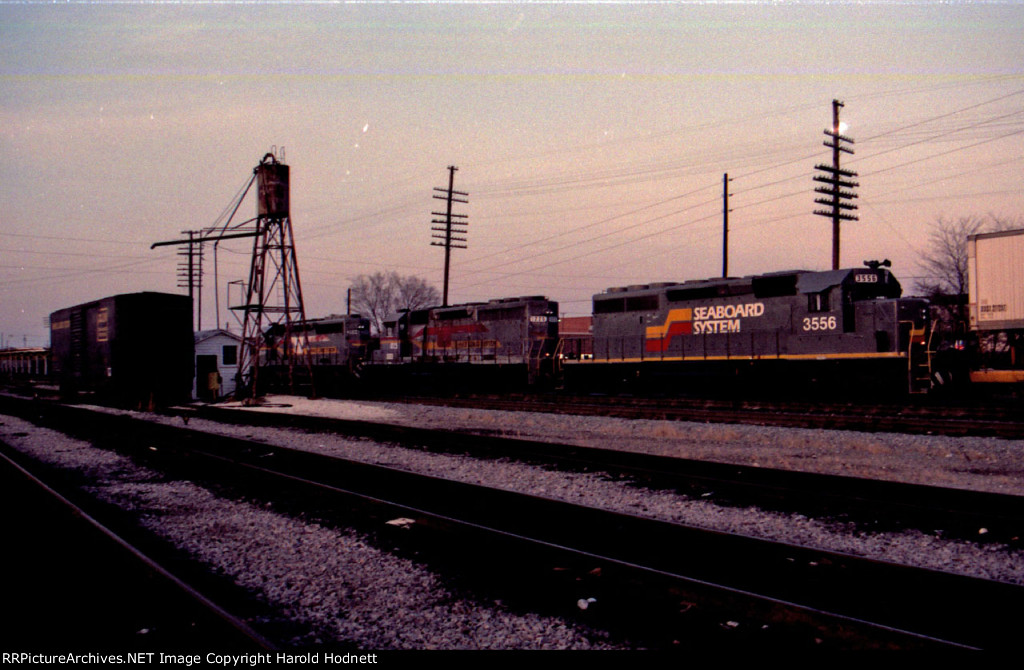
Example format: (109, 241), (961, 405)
(915, 214), (1021, 323)
(349, 271), (440, 334)
(914, 215), (986, 300)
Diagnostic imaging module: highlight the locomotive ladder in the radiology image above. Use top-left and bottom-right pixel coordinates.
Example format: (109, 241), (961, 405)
(907, 323), (932, 394)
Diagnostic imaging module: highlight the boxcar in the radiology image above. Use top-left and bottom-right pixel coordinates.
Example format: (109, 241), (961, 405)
(50, 292), (194, 407)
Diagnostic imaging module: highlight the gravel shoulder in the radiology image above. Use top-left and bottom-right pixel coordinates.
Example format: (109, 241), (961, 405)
(0, 413), (620, 650)
(4, 394), (1024, 649)
(239, 395), (1024, 496)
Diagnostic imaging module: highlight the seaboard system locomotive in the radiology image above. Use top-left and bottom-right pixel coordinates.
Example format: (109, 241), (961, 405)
(561, 265), (932, 394)
(260, 313), (372, 395)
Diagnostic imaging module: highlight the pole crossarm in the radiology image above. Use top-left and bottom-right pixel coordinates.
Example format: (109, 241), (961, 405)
(813, 99), (859, 270)
(151, 227), (261, 249)
(431, 165), (469, 307)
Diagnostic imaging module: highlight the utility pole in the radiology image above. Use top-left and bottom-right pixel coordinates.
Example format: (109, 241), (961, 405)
(175, 230), (202, 330)
(813, 99), (859, 270)
(431, 166), (469, 307)
(156, 226), (258, 331)
(722, 173), (732, 278)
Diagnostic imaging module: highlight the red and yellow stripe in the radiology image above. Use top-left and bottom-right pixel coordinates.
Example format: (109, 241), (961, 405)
(645, 308), (692, 353)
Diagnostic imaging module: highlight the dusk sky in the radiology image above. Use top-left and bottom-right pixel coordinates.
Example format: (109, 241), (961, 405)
(3, 1), (1023, 347)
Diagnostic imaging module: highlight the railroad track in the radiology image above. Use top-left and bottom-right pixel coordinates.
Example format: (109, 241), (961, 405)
(0, 438), (276, 652)
(378, 393), (1024, 439)
(187, 403), (1024, 547)
(4, 396), (1023, 650)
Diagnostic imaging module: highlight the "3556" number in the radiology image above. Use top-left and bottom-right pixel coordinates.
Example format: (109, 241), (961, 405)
(802, 316), (837, 331)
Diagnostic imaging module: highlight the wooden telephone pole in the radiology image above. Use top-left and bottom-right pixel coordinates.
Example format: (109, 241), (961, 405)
(722, 173), (732, 278)
(431, 166), (469, 307)
(813, 99), (859, 270)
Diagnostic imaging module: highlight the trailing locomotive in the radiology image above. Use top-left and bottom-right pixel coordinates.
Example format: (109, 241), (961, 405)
(259, 313), (372, 395)
(49, 292), (194, 407)
(263, 314), (372, 367)
(366, 295), (559, 391)
(562, 266), (931, 395)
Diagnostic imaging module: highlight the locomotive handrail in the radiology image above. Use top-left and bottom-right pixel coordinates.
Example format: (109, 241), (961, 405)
(901, 319), (930, 394)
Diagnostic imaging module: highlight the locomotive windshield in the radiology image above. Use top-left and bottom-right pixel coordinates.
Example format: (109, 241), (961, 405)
(845, 270), (903, 301)
(796, 269), (903, 302)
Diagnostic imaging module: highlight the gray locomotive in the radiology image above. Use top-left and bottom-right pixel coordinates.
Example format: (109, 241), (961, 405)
(562, 265), (931, 394)
(259, 313), (372, 395)
(367, 295), (560, 391)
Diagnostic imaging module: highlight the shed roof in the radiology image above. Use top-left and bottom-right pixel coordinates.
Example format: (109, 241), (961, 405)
(194, 329), (243, 345)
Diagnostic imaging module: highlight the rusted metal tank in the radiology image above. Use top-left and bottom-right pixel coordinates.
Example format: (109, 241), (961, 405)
(256, 155), (289, 218)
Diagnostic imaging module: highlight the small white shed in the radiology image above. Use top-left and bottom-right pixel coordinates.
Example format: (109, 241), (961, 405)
(194, 329), (243, 401)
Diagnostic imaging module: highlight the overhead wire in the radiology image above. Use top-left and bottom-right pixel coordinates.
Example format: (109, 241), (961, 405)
(288, 78), (1023, 300)
(449, 87), (1023, 298)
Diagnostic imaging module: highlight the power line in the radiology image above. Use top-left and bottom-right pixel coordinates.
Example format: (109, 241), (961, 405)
(460, 181), (720, 270)
(861, 125), (1024, 179)
(0, 231), (146, 246)
(0, 256), (170, 288)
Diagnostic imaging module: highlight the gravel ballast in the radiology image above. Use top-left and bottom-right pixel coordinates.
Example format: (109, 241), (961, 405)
(4, 395), (1024, 649)
(0, 414), (618, 650)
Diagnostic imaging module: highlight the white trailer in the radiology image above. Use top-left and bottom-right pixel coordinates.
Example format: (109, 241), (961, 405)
(967, 228), (1024, 383)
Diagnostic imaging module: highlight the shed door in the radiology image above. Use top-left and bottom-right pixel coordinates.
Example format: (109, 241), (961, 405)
(196, 355), (219, 400)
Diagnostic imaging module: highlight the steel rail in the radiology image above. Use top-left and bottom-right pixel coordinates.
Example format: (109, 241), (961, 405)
(6, 399), (1021, 650)
(0, 439), (277, 651)
(187, 403), (1024, 546)
(389, 393), (1024, 438)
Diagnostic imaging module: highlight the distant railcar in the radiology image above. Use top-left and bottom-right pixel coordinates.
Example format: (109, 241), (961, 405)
(49, 292), (194, 407)
(264, 314), (372, 367)
(259, 314), (372, 395)
(0, 347), (50, 385)
(369, 296), (559, 390)
(562, 267), (930, 394)
(555, 316), (593, 361)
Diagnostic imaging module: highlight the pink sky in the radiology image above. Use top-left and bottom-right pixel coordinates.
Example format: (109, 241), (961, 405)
(2, 1), (1023, 345)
